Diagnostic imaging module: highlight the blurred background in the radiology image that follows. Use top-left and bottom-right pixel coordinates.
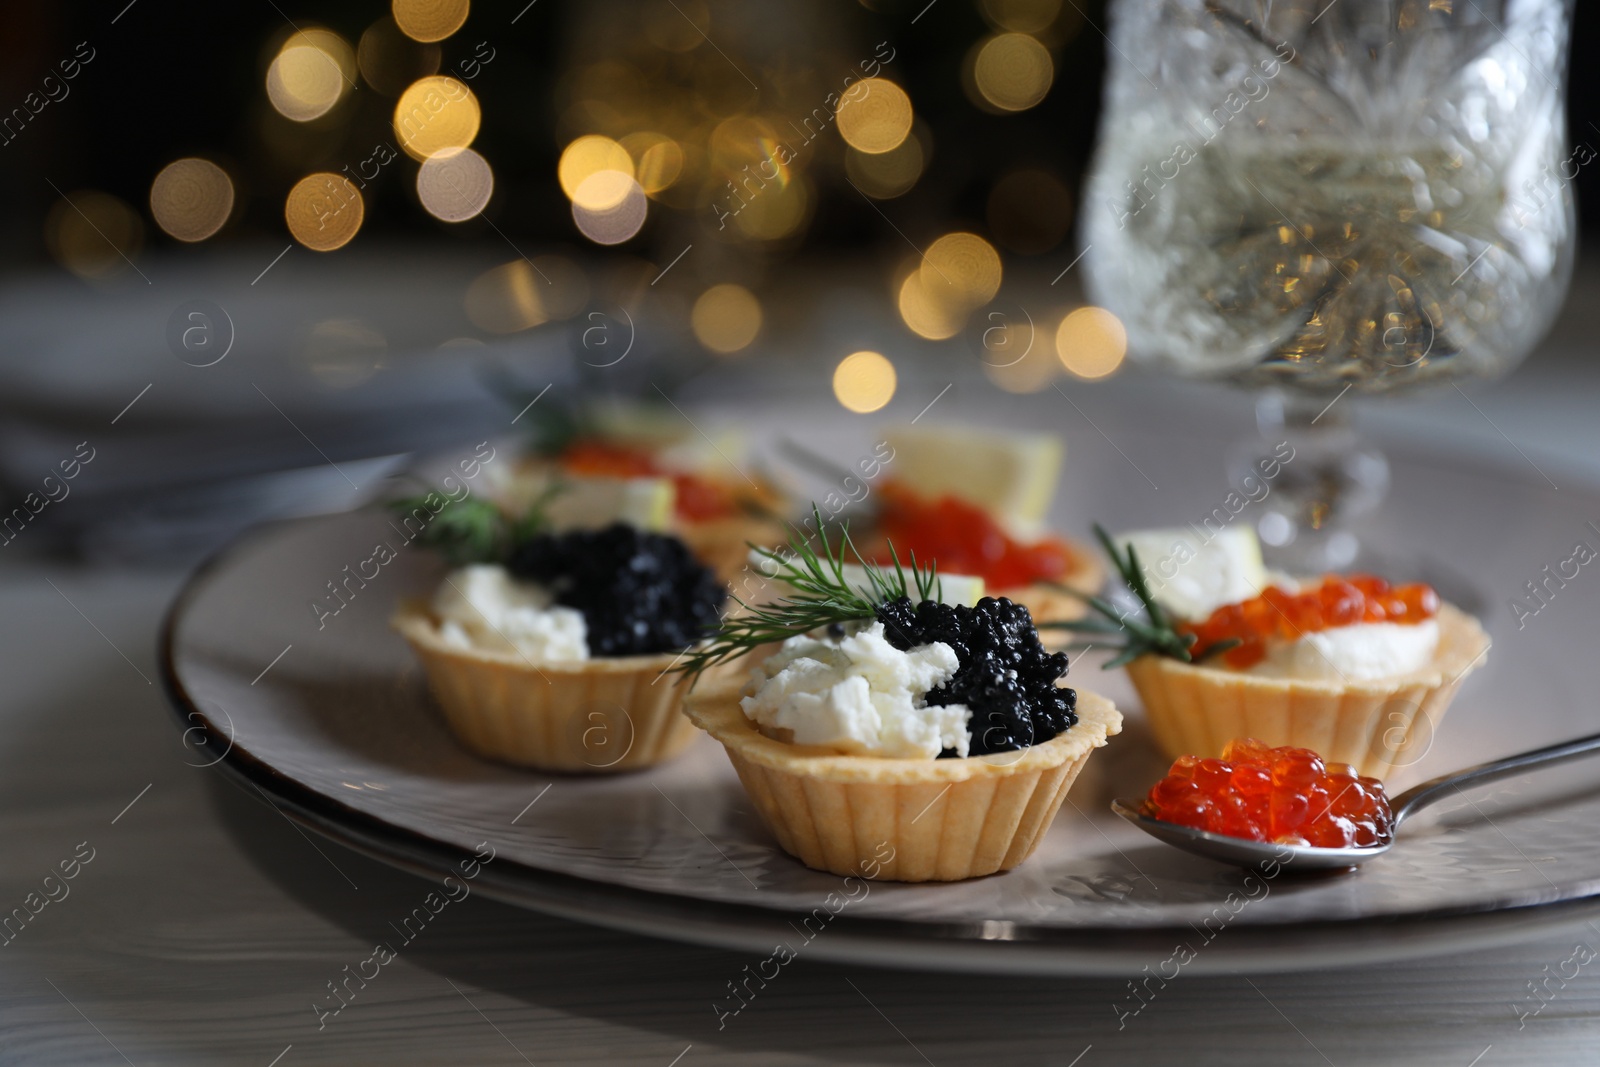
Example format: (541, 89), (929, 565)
(0, 0), (1594, 561)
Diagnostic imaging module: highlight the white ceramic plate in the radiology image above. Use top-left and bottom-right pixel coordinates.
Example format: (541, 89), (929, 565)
(161, 396), (1600, 975)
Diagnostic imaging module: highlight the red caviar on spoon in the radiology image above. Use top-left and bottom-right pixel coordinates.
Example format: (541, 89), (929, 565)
(1143, 738), (1394, 848)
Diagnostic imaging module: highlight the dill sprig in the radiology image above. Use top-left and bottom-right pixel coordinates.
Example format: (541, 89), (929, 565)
(387, 482), (565, 566)
(675, 504), (938, 680)
(388, 497), (507, 565)
(1040, 523), (1238, 669)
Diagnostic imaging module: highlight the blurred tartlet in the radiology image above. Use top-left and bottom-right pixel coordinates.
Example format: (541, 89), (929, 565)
(491, 402), (787, 580)
(854, 425), (1100, 627)
(389, 492), (725, 773)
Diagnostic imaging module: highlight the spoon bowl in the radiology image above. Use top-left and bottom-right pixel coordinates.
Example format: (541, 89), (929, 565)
(1111, 728), (1600, 872)
(1109, 798), (1391, 871)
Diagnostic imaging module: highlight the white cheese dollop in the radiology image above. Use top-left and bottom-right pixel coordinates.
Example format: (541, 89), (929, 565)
(1248, 620), (1439, 682)
(740, 622), (971, 759)
(431, 564), (588, 662)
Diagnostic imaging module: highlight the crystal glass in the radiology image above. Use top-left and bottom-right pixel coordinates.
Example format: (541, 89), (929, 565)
(1083, 0), (1575, 567)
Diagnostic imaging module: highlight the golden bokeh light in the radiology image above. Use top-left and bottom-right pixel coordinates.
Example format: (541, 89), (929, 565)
(973, 33), (1054, 112)
(833, 351), (897, 414)
(979, 0), (1062, 33)
(358, 17), (440, 95)
(394, 75), (480, 160)
(983, 343), (1061, 393)
(266, 30), (355, 122)
(1055, 306), (1128, 379)
(570, 165), (634, 212)
(896, 270), (966, 340)
(921, 232), (1003, 309)
(572, 173), (648, 244)
(392, 0), (470, 43)
(987, 168), (1073, 255)
(558, 135), (634, 200)
(278, 27), (357, 69)
(149, 158), (234, 242)
(835, 78), (913, 154)
(844, 133), (924, 199)
(46, 191), (143, 280)
(708, 116), (793, 207)
(732, 177), (808, 241)
(464, 257), (590, 334)
(620, 132), (684, 196)
(417, 147), (493, 222)
(285, 173), (364, 251)
(691, 284), (763, 354)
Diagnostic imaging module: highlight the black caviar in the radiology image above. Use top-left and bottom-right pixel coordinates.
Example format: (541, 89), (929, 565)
(875, 596), (1076, 757)
(506, 523), (725, 657)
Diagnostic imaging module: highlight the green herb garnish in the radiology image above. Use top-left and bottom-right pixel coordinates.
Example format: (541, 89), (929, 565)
(1041, 524), (1238, 669)
(674, 504), (938, 681)
(388, 497), (508, 565)
(387, 482), (565, 566)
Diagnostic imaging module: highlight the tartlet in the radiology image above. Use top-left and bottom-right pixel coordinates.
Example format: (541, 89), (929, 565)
(1127, 603), (1488, 779)
(1058, 525), (1490, 779)
(387, 498), (725, 774)
(395, 602), (700, 772)
(860, 481), (1100, 627)
(503, 437), (788, 582)
(676, 514), (1122, 881)
(686, 679), (1120, 881)
(851, 426), (1100, 627)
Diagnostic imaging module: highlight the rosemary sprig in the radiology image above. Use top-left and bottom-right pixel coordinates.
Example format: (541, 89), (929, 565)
(674, 504), (937, 680)
(1040, 523), (1239, 669)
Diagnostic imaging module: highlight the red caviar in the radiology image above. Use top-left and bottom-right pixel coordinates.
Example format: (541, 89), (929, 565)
(1180, 575), (1440, 669)
(871, 481), (1077, 590)
(1144, 738), (1393, 848)
(557, 440), (738, 522)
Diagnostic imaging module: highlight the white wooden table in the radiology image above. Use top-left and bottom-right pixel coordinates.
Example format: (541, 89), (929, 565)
(10, 310), (1600, 1065)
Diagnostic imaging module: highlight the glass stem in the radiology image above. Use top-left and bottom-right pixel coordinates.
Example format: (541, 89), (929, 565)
(1229, 390), (1390, 573)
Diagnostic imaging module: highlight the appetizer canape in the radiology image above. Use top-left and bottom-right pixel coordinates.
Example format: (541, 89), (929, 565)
(1143, 738), (1393, 849)
(679, 511), (1121, 882)
(857, 425), (1101, 626)
(1055, 525), (1489, 779)
(493, 403), (787, 579)
(389, 492), (725, 772)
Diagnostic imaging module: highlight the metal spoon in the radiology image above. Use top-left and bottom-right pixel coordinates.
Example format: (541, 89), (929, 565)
(1111, 729), (1600, 872)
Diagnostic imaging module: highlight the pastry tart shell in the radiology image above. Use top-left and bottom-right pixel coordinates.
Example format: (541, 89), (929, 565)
(683, 682), (1122, 882)
(1125, 603), (1489, 779)
(393, 602), (705, 773)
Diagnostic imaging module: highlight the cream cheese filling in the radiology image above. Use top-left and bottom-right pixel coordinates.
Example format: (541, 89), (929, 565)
(431, 564), (588, 662)
(740, 622), (971, 759)
(1245, 619), (1439, 681)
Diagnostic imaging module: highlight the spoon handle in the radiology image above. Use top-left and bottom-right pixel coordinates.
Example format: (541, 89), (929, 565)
(1390, 729), (1600, 827)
